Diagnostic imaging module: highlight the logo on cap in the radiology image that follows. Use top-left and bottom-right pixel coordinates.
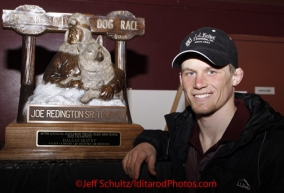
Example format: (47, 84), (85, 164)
(193, 32), (216, 45)
(185, 37), (192, 46)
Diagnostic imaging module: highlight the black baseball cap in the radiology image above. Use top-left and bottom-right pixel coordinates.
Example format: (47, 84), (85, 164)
(172, 27), (238, 68)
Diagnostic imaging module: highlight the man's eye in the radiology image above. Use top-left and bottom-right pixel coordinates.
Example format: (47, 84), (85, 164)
(185, 72), (195, 76)
(208, 70), (216, 75)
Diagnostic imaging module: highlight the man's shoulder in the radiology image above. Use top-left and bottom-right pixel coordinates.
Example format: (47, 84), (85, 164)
(265, 126), (284, 144)
(165, 106), (193, 120)
(164, 106), (194, 130)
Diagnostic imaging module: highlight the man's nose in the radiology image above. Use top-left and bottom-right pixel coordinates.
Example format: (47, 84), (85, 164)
(194, 74), (207, 89)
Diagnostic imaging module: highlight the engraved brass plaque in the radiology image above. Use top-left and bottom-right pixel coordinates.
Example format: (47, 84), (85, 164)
(27, 105), (126, 123)
(37, 131), (121, 147)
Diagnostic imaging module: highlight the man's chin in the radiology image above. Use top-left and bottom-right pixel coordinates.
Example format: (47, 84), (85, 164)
(191, 106), (215, 117)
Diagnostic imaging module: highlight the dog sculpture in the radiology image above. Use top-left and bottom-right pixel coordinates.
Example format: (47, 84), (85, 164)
(61, 35), (115, 103)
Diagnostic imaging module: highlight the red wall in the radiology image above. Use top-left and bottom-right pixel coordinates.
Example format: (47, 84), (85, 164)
(232, 35), (284, 115)
(0, 0), (284, 142)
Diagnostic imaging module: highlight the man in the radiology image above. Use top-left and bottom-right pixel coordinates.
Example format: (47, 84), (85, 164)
(122, 27), (284, 192)
(43, 13), (125, 100)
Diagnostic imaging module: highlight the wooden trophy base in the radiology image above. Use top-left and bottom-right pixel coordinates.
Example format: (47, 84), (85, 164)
(0, 121), (144, 161)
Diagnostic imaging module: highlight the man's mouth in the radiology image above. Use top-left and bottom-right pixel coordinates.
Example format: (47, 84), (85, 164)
(194, 93), (212, 99)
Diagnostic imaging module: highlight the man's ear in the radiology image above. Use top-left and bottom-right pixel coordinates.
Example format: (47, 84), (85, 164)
(179, 72), (183, 86)
(232, 68), (244, 86)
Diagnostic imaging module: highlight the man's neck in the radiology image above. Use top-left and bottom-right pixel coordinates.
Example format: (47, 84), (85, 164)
(196, 101), (237, 153)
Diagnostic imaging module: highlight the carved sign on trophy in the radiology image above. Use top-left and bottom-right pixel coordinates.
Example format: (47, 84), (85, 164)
(0, 5), (145, 160)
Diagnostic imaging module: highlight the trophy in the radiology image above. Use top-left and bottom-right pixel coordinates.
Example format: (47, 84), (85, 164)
(0, 5), (145, 160)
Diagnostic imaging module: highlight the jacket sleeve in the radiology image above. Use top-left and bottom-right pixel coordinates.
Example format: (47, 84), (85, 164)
(263, 147), (284, 192)
(133, 130), (170, 161)
(260, 130), (284, 192)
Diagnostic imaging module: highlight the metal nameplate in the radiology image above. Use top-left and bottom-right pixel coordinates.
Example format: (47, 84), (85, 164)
(36, 131), (121, 147)
(27, 104), (126, 123)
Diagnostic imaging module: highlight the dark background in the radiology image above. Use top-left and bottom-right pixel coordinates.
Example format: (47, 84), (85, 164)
(1, 0), (284, 143)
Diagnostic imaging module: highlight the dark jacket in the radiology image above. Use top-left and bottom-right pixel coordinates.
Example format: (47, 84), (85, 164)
(134, 93), (284, 192)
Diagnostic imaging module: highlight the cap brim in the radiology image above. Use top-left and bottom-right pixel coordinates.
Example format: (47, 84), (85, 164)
(172, 49), (232, 68)
(172, 50), (215, 68)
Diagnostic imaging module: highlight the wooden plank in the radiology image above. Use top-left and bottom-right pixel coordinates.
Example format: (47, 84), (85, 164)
(164, 84), (183, 131)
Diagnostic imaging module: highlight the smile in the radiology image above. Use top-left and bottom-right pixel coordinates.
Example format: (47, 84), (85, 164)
(194, 93), (212, 99)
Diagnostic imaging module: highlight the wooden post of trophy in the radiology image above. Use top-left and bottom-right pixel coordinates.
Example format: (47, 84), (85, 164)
(0, 5), (145, 161)
(17, 36), (36, 123)
(115, 41), (133, 124)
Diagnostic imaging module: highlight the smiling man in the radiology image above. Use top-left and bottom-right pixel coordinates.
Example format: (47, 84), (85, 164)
(122, 27), (284, 193)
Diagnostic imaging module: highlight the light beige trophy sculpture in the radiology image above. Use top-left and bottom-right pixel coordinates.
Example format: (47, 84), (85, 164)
(0, 5), (145, 160)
